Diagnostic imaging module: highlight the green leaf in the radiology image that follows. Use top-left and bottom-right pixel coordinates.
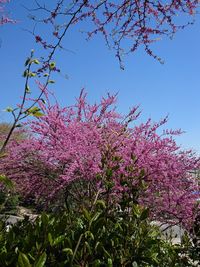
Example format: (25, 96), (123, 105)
(106, 168), (113, 178)
(29, 107), (40, 112)
(102, 246), (111, 259)
(114, 222), (123, 232)
(94, 260), (101, 267)
(107, 258), (113, 267)
(84, 241), (92, 255)
(94, 241), (100, 252)
(28, 72), (36, 77)
(41, 99), (46, 104)
(25, 58), (31, 67)
(132, 204), (141, 218)
(5, 106), (13, 112)
(33, 59), (40, 65)
(48, 80), (55, 84)
(49, 62), (56, 70)
(92, 211), (101, 222)
(0, 175), (13, 189)
(32, 112), (44, 118)
(26, 107), (43, 117)
(25, 86), (31, 94)
(140, 208), (149, 220)
(62, 248), (73, 256)
(17, 252), (32, 267)
(139, 169), (145, 178)
(34, 252), (47, 267)
(36, 242), (42, 251)
(95, 200), (106, 209)
(23, 70), (29, 77)
(82, 208), (91, 221)
(53, 235), (65, 246)
(131, 154), (137, 162)
(28, 254), (35, 261)
(84, 231), (94, 240)
(48, 233), (53, 246)
(16, 124), (23, 128)
(41, 213), (49, 226)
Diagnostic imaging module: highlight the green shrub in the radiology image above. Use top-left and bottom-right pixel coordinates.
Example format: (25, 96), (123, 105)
(0, 175), (19, 215)
(0, 167), (198, 266)
(0, 201), (196, 267)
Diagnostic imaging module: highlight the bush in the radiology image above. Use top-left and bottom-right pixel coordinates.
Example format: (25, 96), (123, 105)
(0, 175), (19, 215)
(0, 202), (190, 267)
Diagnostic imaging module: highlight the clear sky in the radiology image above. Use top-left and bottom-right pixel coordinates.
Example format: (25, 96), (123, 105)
(0, 0), (200, 153)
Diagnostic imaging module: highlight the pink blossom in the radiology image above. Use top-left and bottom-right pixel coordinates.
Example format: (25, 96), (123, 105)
(1, 91), (199, 228)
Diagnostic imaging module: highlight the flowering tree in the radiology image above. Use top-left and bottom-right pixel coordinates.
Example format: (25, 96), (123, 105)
(1, 1), (200, 232)
(1, 0), (199, 153)
(1, 91), (199, 228)
(28, 0), (199, 67)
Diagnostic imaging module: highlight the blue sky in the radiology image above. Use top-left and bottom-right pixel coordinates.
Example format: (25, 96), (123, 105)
(0, 0), (200, 153)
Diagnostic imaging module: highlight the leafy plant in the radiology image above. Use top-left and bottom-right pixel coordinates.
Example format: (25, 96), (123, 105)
(0, 175), (19, 215)
(0, 202), (186, 267)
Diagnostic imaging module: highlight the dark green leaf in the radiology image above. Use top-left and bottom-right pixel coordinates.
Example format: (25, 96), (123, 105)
(17, 252), (32, 267)
(34, 252), (47, 267)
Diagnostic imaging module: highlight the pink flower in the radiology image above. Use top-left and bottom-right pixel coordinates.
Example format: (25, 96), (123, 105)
(1, 90), (199, 228)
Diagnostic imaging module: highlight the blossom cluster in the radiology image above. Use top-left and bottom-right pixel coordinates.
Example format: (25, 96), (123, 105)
(30, 0), (200, 66)
(1, 90), (199, 227)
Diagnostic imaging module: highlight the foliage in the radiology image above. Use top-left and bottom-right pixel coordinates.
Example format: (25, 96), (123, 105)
(0, 174), (19, 215)
(0, 189), (19, 215)
(188, 214), (200, 262)
(0, 162), (199, 266)
(0, 124), (25, 215)
(0, 198), (198, 267)
(0, 51), (49, 154)
(0, 175), (19, 216)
